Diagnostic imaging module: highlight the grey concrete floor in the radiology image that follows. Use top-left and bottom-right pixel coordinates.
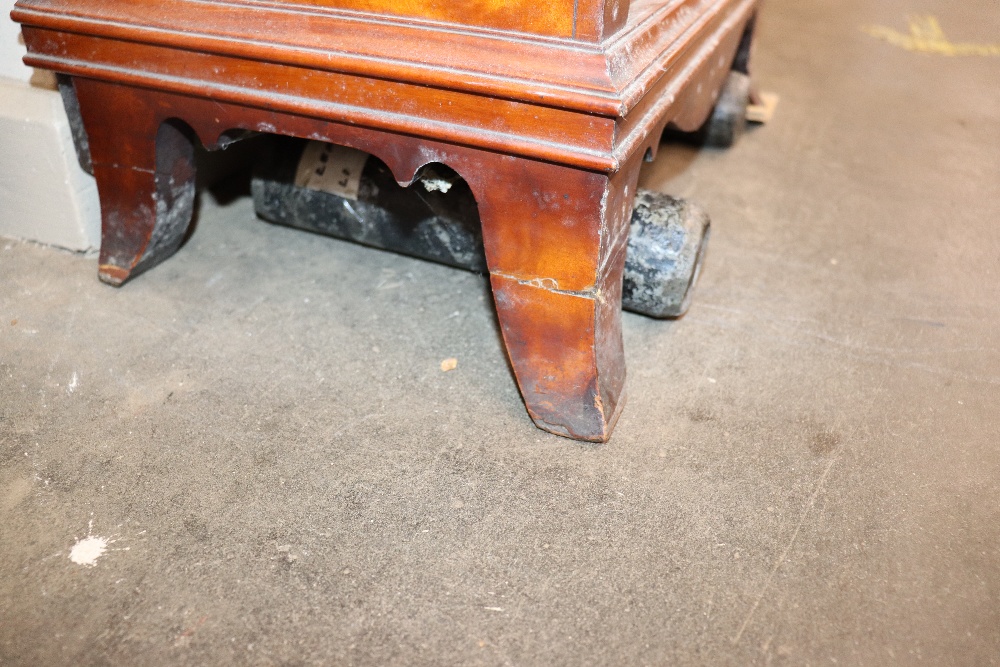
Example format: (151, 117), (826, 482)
(2, 0), (999, 664)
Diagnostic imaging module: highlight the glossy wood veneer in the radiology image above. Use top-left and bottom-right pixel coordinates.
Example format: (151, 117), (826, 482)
(12, 0), (758, 441)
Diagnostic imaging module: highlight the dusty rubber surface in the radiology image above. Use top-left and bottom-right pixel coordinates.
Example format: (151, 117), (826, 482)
(2, 0), (1000, 664)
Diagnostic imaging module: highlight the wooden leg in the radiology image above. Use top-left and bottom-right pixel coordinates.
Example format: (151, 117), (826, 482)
(73, 80), (197, 286)
(466, 156), (642, 442)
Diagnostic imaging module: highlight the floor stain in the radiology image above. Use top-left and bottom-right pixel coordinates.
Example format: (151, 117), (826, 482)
(863, 16), (1000, 56)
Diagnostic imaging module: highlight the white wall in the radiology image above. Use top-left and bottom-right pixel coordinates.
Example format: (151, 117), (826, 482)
(1, 0), (32, 82)
(1, 0), (101, 251)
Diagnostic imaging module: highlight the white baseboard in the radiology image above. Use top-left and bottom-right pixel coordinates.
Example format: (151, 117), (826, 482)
(0, 78), (100, 252)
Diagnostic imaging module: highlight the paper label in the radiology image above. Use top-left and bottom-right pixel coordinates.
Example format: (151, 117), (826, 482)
(294, 142), (369, 201)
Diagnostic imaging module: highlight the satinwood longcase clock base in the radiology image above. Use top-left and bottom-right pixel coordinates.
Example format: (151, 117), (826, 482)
(13, 0), (759, 442)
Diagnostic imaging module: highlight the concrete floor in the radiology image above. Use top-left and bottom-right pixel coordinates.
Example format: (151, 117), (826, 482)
(2, 0), (999, 664)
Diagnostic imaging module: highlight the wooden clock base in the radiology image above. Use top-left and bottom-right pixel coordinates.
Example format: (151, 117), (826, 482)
(13, 0), (759, 442)
(72, 78), (641, 441)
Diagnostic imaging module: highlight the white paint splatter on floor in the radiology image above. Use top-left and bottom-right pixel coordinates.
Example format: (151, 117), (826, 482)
(69, 519), (115, 567)
(70, 535), (109, 566)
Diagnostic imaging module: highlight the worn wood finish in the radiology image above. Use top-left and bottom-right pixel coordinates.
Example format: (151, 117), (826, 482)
(471, 155), (644, 441)
(13, 0), (759, 441)
(76, 84), (199, 285)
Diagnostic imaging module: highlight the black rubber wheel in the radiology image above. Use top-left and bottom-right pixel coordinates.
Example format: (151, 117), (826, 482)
(701, 71), (751, 148)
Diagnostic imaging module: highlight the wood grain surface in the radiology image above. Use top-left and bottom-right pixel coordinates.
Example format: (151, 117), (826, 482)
(12, 0), (759, 440)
